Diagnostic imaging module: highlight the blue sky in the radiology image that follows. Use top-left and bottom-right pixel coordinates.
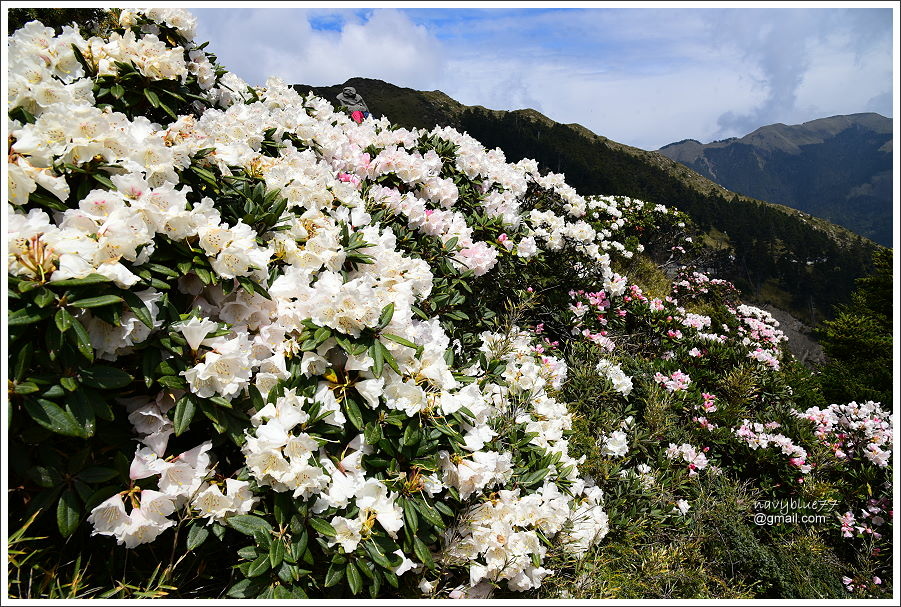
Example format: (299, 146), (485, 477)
(193, 5), (897, 150)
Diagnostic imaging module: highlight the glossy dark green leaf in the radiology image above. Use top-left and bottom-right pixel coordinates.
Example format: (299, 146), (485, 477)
(324, 562), (345, 588)
(68, 316), (94, 362)
(381, 333), (417, 349)
(144, 88), (160, 108)
(69, 295), (123, 308)
(247, 554), (271, 578)
(121, 290), (154, 329)
(67, 390), (96, 437)
(172, 395), (196, 436)
(307, 517), (336, 537)
(344, 394), (363, 431)
(346, 561), (363, 595)
(187, 524), (210, 551)
(80, 366), (132, 389)
(228, 514), (273, 537)
(269, 539), (286, 569)
(413, 537), (435, 570)
(56, 489), (80, 537)
(33, 287), (56, 308)
(23, 398), (84, 437)
(13, 341), (34, 382)
(370, 341), (384, 378)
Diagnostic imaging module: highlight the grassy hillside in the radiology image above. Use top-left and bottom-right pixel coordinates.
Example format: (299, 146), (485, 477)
(294, 78), (880, 325)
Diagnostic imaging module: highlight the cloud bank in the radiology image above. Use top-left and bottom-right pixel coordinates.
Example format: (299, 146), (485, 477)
(194, 7), (894, 150)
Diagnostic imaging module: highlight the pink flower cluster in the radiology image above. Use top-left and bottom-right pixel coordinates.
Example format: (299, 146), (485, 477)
(665, 442), (709, 476)
(793, 401), (892, 468)
(734, 419), (811, 475)
(654, 370), (691, 393)
(838, 498), (891, 539)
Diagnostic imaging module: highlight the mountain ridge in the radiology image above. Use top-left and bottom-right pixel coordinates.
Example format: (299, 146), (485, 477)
(657, 113), (892, 245)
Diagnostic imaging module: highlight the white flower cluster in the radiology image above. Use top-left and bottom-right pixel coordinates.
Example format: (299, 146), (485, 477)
(441, 484), (608, 593)
(619, 463), (656, 491)
(9, 12), (621, 595)
(430, 330), (608, 591)
(88, 392), (256, 547)
(793, 401), (893, 468)
(595, 359), (633, 397)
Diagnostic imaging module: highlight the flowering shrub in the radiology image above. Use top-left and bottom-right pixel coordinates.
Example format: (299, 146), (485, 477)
(6, 9), (892, 600)
(6, 10), (634, 598)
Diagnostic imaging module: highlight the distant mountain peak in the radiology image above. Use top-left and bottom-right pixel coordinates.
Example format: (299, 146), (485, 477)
(657, 114), (892, 246)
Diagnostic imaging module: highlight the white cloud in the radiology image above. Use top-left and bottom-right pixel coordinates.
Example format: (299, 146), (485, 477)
(192, 7), (893, 150)
(195, 8), (445, 89)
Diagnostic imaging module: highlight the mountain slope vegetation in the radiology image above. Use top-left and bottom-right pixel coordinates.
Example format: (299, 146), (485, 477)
(294, 79), (881, 325)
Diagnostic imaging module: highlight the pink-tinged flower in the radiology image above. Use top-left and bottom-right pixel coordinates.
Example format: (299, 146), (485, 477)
(496, 233), (514, 251)
(337, 172), (361, 186)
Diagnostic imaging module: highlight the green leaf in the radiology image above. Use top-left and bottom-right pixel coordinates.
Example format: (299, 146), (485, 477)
(370, 342), (384, 378)
(307, 517), (336, 538)
(228, 515), (273, 537)
(80, 366), (132, 390)
(172, 395), (196, 436)
(91, 172), (116, 190)
(346, 561), (363, 595)
(56, 489), (80, 537)
(247, 554), (271, 578)
(158, 99), (177, 120)
(269, 539), (286, 569)
(363, 541), (391, 570)
(144, 88), (160, 108)
(344, 394), (364, 431)
(14, 381), (40, 395)
(381, 333), (417, 349)
(519, 467), (550, 488)
(402, 498), (418, 535)
(68, 295), (123, 308)
(363, 422), (382, 445)
(68, 317), (94, 362)
(54, 308), (73, 333)
(379, 341), (400, 375)
(23, 399), (84, 437)
(8, 307), (48, 326)
(121, 290), (155, 329)
(376, 303), (395, 331)
(33, 287), (56, 308)
(187, 524), (210, 551)
(67, 390), (96, 437)
(413, 537), (435, 570)
(110, 83), (125, 99)
(13, 341), (34, 382)
(324, 562), (345, 588)
(226, 579), (258, 599)
(77, 467), (118, 484)
(48, 274), (111, 288)
(413, 497), (445, 529)
(402, 422), (420, 447)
